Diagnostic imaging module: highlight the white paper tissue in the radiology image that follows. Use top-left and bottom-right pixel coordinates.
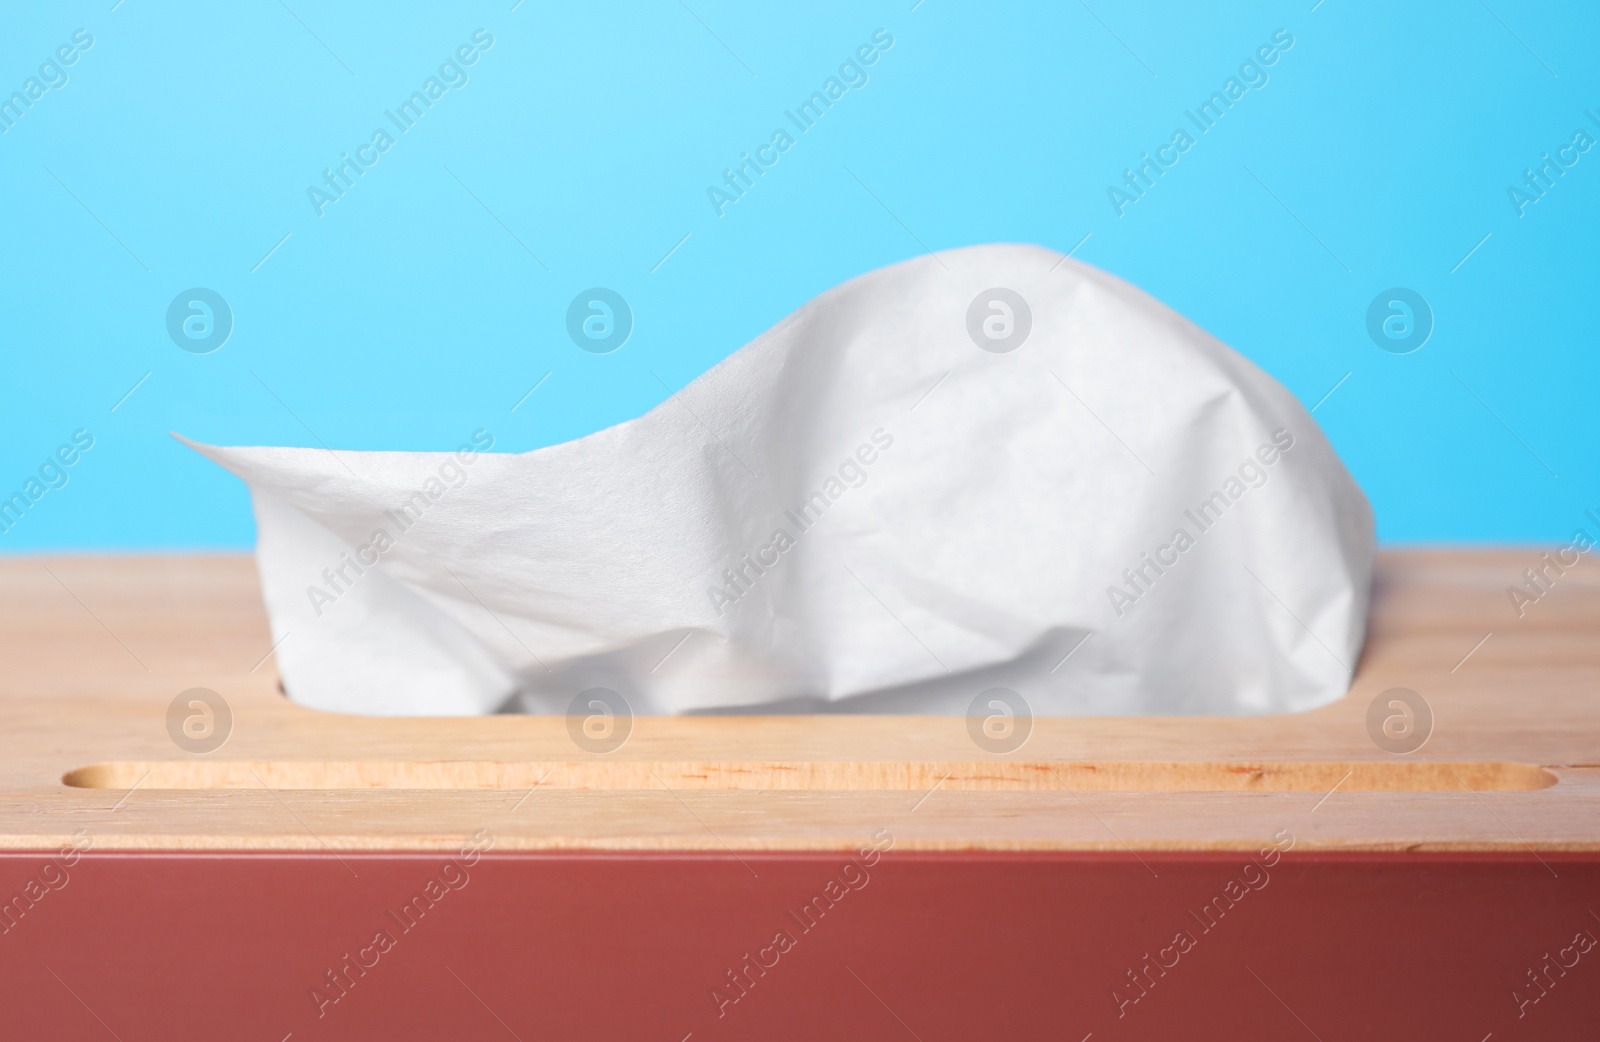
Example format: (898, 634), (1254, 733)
(190, 243), (1373, 717)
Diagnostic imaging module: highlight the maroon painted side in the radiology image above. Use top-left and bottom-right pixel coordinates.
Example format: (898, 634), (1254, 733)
(1, 849), (1596, 1040)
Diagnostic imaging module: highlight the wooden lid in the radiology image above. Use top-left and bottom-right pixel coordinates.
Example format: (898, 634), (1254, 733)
(2, 551), (1594, 852)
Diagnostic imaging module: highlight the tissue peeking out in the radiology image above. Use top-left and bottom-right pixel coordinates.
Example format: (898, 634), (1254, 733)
(188, 244), (1373, 717)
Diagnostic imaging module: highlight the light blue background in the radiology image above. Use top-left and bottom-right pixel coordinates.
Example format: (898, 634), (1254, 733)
(1, 0), (1595, 550)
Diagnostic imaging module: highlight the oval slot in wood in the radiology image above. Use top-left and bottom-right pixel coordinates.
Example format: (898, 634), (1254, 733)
(61, 760), (1557, 792)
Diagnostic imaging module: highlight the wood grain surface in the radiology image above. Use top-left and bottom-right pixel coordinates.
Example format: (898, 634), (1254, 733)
(0, 551), (1595, 852)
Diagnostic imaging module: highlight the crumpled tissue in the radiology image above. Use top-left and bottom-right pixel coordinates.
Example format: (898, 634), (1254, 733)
(188, 243), (1373, 717)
